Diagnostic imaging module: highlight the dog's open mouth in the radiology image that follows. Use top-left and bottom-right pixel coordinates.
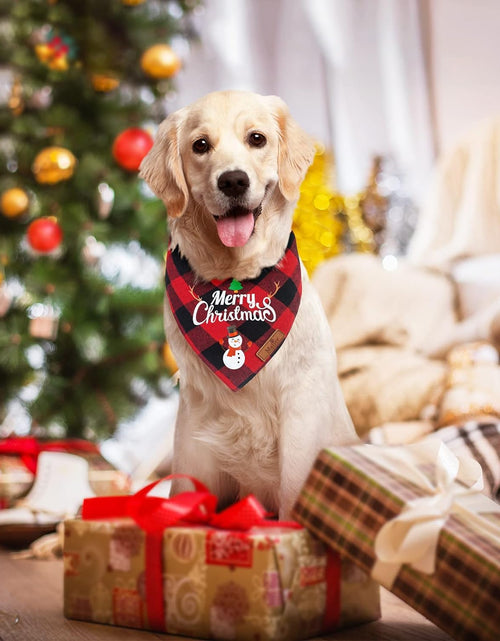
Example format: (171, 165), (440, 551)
(214, 205), (262, 248)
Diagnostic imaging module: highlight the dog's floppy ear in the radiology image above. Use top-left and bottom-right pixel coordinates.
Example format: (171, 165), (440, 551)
(267, 96), (316, 202)
(139, 111), (188, 218)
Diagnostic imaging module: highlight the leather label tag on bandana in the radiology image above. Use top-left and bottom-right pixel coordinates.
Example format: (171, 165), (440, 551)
(165, 232), (302, 390)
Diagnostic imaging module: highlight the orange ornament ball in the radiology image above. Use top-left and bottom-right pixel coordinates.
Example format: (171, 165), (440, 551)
(162, 342), (178, 374)
(27, 217), (63, 253)
(141, 44), (181, 79)
(1, 188), (30, 218)
(112, 128), (153, 172)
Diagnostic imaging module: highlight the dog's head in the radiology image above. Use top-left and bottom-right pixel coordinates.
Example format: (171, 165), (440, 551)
(140, 91), (315, 271)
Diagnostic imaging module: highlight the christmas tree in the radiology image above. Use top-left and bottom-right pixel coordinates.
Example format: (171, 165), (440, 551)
(0, 0), (199, 438)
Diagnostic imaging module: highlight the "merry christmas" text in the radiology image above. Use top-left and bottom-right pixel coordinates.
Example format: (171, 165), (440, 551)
(192, 291), (277, 326)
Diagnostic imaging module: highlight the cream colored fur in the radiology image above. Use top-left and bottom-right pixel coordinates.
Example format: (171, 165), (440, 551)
(140, 90), (356, 518)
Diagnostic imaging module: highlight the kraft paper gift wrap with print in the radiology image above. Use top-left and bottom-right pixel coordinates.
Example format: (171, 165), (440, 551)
(63, 518), (380, 640)
(292, 440), (500, 641)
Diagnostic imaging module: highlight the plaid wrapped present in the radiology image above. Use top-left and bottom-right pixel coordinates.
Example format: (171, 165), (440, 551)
(368, 420), (500, 498)
(431, 421), (500, 498)
(292, 440), (500, 641)
(64, 477), (380, 640)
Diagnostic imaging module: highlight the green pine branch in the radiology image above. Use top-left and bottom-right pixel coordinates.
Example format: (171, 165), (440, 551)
(0, 0), (200, 438)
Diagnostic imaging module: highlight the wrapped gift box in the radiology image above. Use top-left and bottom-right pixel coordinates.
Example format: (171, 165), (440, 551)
(0, 437), (130, 508)
(64, 487), (380, 640)
(0, 455), (33, 509)
(292, 441), (500, 641)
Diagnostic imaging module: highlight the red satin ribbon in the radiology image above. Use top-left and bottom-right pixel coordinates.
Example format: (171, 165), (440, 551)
(0, 437), (99, 474)
(323, 549), (342, 632)
(82, 475), (302, 632)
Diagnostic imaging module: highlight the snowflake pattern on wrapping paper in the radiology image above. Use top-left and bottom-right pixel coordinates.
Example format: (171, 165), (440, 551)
(112, 525), (143, 555)
(206, 531), (253, 567)
(212, 581), (250, 624)
(210, 606), (236, 640)
(109, 525), (143, 571)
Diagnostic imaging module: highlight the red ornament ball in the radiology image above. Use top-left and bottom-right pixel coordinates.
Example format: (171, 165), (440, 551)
(27, 217), (63, 253)
(112, 128), (154, 171)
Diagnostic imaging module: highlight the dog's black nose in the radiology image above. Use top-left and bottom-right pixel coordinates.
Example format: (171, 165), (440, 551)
(217, 170), (250, 198)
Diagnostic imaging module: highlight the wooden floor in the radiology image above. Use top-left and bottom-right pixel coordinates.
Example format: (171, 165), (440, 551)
(0, 548), (453, 641)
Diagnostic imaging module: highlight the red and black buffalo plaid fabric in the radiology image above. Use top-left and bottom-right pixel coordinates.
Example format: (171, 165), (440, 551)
(165, 232), (302, 390)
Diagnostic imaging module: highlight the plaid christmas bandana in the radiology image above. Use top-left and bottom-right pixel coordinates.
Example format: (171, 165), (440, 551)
(165, 232), (302, 390)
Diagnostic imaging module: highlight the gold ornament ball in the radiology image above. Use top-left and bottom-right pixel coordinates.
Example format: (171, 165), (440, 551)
(32, 146), (77, 184)
(1, 188), (30, 218)
(123, 0), (146, 4)
(162, 342), (178, 374)
(141, 44), (181, 79)
(91, 73), (120, 92)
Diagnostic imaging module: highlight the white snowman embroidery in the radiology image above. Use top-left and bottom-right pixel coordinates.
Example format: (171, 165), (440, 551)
(220, 326), (250, 370)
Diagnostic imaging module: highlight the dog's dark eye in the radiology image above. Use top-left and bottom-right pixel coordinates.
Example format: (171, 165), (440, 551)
(248, 132), (267, 148)
(192, 138), (210, 154)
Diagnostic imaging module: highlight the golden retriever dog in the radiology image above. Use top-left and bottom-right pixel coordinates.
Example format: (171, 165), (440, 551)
(140, 90), (355, 518)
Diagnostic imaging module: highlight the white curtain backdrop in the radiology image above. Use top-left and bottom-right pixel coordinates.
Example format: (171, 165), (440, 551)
(174, 0), (436, 203)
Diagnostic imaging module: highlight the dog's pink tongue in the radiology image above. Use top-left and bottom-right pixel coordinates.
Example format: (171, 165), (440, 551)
(216, 212), (255, 247)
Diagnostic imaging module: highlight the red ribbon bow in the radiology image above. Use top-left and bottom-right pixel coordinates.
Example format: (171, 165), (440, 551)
(0, 437), (99, 474)
(81, 475), (302, 632)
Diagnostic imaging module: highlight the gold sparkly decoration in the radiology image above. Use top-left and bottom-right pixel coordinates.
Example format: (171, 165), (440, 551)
(292, 147), (345, 275)
(141, 44), (181, 79)
(123, 0), (147, 4)
(343, 194), (374, 252)
(293, 147), (376, 274)
(162, 342), (178, 374)
(8, 76), (24, 116)
(91, 73), (120, 92)
(359, 155), (388, 253)
(1, 188), (30, 219)
(32, 146), (77, 184)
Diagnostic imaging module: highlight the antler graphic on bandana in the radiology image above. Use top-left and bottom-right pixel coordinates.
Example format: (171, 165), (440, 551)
(189, 285), (202, 302)
(268, 282), (281, 298)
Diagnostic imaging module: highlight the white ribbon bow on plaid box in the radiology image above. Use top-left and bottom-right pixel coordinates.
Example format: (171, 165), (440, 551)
(354, 439), (500, 589)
